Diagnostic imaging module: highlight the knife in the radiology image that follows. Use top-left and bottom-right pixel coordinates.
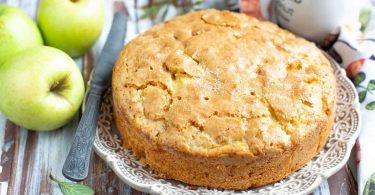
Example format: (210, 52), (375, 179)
(62, 12), (128, 182)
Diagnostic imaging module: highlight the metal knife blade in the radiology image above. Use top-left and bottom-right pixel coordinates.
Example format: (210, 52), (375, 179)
(62, 12), (128, 182)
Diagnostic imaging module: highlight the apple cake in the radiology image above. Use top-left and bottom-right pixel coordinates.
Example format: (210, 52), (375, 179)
(112, 9), (336, 189)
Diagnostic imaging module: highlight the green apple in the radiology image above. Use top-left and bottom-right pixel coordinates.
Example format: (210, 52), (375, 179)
(37, 0), (104, 58)
(0, 5), (43, 65)
(0, 46), (85, 131)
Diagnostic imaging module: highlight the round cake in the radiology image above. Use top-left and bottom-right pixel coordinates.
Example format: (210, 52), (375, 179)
(112, 9), (336, 190)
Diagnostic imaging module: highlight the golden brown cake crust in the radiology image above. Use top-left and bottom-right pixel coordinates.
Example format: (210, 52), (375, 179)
(112, 9), (336, 189)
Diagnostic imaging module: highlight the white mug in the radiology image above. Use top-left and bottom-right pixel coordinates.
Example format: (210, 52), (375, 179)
(271, 0), (360, 43)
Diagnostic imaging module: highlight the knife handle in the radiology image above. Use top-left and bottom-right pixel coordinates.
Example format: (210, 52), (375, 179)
(62, 84), (105, 181)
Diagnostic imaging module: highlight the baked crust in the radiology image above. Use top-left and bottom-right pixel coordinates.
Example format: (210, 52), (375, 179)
(112, 9), (336, 189)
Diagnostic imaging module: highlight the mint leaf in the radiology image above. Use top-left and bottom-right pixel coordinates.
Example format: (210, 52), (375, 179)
(359, 91), (367, 103)
(59, 182), (94, 195)
(354, 72), (366, 86)
(364, 172), (375, 195)
(50, 174), (94, 195)
(366, 101), (375, 110)
(368, 80), (375, 90)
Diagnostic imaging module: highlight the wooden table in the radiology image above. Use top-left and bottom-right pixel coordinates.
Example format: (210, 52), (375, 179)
(0, 0), (358, 194)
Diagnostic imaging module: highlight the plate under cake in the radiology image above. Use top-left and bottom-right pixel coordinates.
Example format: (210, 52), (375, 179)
(112, 9), (336, 190)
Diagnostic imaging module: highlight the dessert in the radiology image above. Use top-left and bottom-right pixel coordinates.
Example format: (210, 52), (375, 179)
(112, 9), (336, 189)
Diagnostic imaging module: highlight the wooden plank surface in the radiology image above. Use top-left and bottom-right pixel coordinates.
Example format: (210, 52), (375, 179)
(0, 0), (357, 194)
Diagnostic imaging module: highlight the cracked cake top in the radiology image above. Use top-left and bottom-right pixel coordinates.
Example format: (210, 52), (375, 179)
(112, 9), (336, 156)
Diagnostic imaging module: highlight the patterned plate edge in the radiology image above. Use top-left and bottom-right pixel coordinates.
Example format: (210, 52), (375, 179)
(295, 53), (361, 195)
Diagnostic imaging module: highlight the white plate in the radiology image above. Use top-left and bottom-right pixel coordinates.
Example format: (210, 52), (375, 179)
(94, 54), (361, 195)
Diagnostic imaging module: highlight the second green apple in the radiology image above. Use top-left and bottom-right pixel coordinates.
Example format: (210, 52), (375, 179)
(37, 0), (104, 58)
(0, 5), (43, 65)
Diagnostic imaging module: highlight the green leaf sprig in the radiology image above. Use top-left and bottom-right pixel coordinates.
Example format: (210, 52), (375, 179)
(50, 174), (94, 195)
(141, 0), (203, 23)
(354, 72), (375, 110)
